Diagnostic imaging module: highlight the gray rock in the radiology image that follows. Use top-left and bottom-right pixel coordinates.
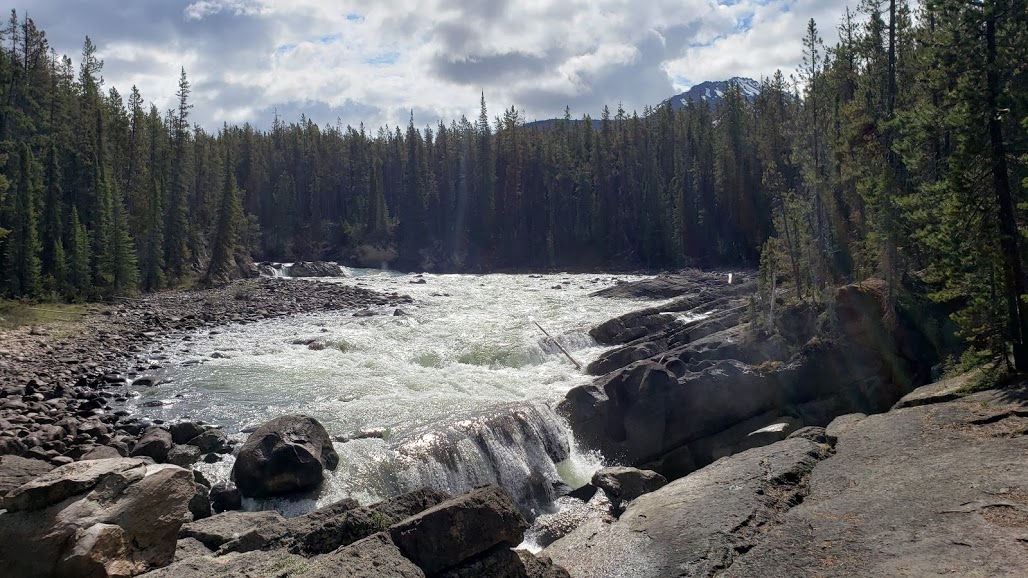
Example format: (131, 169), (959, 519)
(80, 445), (124, 460)
(173, 537), (213, 563)
(891, 371), (978, 409)
(167, 444), (202, 467)
(591, 466), (667, 510)
(131, 426), (174, 463)
(178, 510), (288, 551)
(231, 414), (339, 498)
(140, 534), (425, 578)
(786, 426), (830, 444)
(209, 481), (242, 513)
(722, 387), (1028, 577)
(186, 428), (231, 453)
(439, 544), (572, 578)
(289, 261), (347, 278)
(170, 422), (206, 444)
(189, 482), (212, 521)
(543, 438), (828, 578)
(825, 413), (867, 443)
(0, 460), (194, 578)
(288, 487), (450, 556)
(0, 455), (54, 497)
(389, 485), (528, 575)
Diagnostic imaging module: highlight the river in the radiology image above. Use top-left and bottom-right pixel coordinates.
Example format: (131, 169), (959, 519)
(124, 268), (656, 519)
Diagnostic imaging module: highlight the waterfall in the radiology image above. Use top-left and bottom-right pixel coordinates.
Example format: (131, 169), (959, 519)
(389, 403), (586, 518)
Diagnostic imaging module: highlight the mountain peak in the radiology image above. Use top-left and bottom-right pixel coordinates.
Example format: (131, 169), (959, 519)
(662, 77), (762, 110)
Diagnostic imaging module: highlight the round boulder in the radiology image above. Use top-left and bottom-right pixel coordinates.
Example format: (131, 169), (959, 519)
(231, 415), (339, 498)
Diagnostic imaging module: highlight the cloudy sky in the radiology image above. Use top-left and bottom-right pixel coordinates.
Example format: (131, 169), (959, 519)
(31, 0), (853, 131)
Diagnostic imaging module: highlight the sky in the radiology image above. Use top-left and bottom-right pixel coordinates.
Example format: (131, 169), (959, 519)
(29, 0), (854, 131)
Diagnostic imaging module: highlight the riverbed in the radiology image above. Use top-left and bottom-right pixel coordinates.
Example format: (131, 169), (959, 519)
(123, 270), (658, 517)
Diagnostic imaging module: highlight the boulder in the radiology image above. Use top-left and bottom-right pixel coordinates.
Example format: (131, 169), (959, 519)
(231, 414), (339, 498)
(288, 487), (450, 555)
(825, 413), (867, 443)
(389, 485), (528, 575)
(591, 467), (667, 511)
(130, 427), (173, 463)
(0, 455), (54, 497)
(166, 444), (201, 467)
(209, 481), (242, 513)
(289, 261), (347, 278)
(139, 534), (425, 578)
(178, 510), (288, 551)
(186, 428), (231, 454)
(169, 422), (206, 445)
(439, 544), (572, 578)
(188, 483), (212, 521)
(0, 459), (194, 578)
(81, 445), (124, 460)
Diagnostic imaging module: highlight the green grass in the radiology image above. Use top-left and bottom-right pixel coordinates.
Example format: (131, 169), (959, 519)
(0, 300), (91, 331)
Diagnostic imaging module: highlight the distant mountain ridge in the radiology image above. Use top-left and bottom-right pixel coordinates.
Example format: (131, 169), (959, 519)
(525, 77), (763, 129)
(661, 77), (762, 110)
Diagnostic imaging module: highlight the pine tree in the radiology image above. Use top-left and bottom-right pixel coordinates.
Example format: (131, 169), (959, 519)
(110, 186), (139, 295)
(205, 148), (243, 284)
(67, 206), (91, 301)
(165, 67), (193, 281)
(5, 143), (43, 297)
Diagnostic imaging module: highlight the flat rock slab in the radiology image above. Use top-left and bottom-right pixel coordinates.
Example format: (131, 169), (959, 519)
(723, 387), (1028, 577)
(543, 438), (828, 578)
(140, 533), (426, 578)
(178, 510), (288, 551)
(0, 455), (54, 497)
(892, 371), (979, 409)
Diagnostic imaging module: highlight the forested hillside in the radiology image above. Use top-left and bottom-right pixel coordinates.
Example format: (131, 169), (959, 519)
(0, 2), (1026, 360)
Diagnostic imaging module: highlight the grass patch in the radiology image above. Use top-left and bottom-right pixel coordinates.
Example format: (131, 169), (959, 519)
(0, 300), (90, 330)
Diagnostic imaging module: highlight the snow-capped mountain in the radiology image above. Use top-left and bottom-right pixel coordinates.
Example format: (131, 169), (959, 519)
(662, 77), (762, 110)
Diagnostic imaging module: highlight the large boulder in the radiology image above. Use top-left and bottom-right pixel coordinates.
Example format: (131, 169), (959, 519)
(178, 510), (288, 551)
(231, 415), (339, 498)
(0, 455), (54, 497)
(289, 261), (348, 278)
(0, 458), (195, 578)
(591, 467), (667, 511)
(130, 427), (173, 463)
(288, 487), (450, 555)
(388, 485), (528, 575)
(138, 533), (426, 578)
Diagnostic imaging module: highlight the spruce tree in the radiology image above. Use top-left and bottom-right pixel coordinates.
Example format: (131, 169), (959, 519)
(67, 206), (91, 301)
(205, 148), (243, 284)
(5, 143), (43, 297)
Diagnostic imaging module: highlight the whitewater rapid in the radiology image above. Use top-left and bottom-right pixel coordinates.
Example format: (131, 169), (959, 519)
(125, 270), (656, 517)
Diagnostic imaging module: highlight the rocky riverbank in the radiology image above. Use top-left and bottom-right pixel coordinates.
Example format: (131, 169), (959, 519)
(3, 268), (1018, 577)
(0, 277), (411, 465)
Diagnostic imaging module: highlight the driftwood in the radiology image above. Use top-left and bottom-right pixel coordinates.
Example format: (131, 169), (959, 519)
(534, 321), (583, 370)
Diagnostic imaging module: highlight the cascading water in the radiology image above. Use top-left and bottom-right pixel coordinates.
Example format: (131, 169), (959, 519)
(123, 270), (657, 518)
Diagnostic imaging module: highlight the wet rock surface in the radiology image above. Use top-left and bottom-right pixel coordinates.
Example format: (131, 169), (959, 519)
(231, 414), (339, 498)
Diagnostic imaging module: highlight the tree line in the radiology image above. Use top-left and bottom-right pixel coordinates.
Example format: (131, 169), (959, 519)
(0, 3), (1026, 365)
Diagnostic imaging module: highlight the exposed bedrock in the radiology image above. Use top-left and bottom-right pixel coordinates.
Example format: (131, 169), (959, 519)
(561, 277), (943, 480)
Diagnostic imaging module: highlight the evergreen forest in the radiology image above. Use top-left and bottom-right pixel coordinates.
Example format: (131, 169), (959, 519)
(0, 2), (1026, 364)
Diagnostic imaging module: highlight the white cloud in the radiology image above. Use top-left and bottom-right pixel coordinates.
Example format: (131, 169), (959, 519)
(35, 0), (855, 130)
